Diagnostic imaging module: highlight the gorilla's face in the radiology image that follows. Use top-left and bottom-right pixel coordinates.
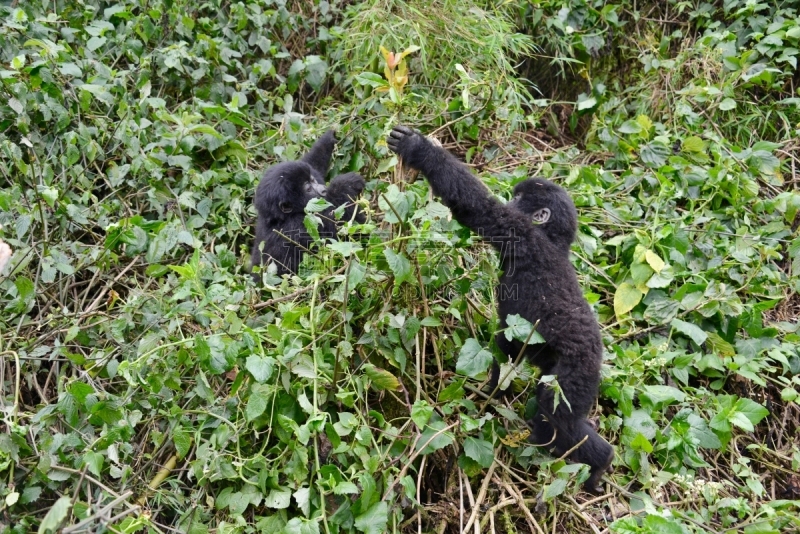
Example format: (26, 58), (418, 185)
(259, 161), (327, 220)
(506, 178), (578, 248)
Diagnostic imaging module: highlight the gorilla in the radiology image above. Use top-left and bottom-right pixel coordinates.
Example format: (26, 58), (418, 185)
(251, 130), (365, 277)
(387, 125), (613, 493)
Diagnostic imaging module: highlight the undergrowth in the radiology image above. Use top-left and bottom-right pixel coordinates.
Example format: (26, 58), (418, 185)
(0, 1), (799, 533)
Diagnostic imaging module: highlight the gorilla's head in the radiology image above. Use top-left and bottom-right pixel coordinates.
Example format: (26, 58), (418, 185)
(506, 177), (578, 250)
(256, 161), (327, 224)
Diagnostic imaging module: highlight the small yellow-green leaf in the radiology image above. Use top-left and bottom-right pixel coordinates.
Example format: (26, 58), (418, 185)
(682, 135), (705, 153)
(363, 363), (401, 391)
(636, 114), (653, 132)
(644, 250), (665, 273)
(614, 282), (643, 318)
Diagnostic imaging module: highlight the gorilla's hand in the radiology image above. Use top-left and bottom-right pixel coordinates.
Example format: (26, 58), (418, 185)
(387, 125), (430, 171)
(328, 172), (365, 197)
(329, 172), (364, 196)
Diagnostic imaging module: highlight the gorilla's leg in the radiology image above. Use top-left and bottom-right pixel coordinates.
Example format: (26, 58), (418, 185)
(534, 361), (613, 494)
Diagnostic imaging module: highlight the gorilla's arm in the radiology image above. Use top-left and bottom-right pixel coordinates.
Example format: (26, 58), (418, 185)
(326, 172), (366, 223)
(388, 125), (531, 252)
(301, 130), (336, 182)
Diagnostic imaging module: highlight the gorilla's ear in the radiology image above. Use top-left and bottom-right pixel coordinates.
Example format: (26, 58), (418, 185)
(532, 208), (551, 224)
(280, 202), (293, 213)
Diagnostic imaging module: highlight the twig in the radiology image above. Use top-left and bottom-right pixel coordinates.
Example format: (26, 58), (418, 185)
(62, 491), (137, 534)
(462, 456), (498, 533)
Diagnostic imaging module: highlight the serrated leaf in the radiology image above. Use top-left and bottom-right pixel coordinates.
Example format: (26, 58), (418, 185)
(354, 72), (388, 89)
(681, 136), (705, 153)
(383, 249), (413, 285)
(719, 98), (736, 111)
(630, 433), (653, 453)
(417, 420), (455, 455)
(411, 401), (433, 429)
(265, 488), (292, 509)
(639, 141), (670, 168)
(705, 332), (735, 357)
(354, 501), (388, 534)
(618, 120), (642, 134)
(328, 241), (362, 257)
(463, 437), (494, 468)
(503, 314), (545, 343)
(455, 338), (493, 378)
(641, 385), (686, 407)
(86, 36), (107, 51)
(245, 355), (275, 383)
(173, 428), (191, 459)
(246, 383), (271, 421)
(543, 478), (567, 500)
(635, 114), (653, 132)
(614, 282), (643, 318)
(671, 318), (707, 345)
(38, 496), (72, 534)
(734, 398), (769, 426)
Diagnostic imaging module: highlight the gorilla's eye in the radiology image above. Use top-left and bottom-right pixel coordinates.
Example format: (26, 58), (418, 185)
(531, 208), (550, 224)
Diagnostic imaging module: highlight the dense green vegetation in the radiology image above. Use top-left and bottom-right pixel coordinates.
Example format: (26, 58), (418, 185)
(1, 0), (799, 532)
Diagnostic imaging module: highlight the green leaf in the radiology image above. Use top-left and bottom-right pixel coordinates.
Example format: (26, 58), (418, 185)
(173, 428), (191, 459)
(363, 363), (401, 391)
(644, 250), (665, 272)
(58, 62), (83, 77)
(82, 451), (103, 477)
(417, 420), (455, 455)
(245, 355), (275, 383)
(543, 478), (568, 500)
(265, 488), (292, 509)
(734, 398), (769, 426)
(411, 401), (433, 429)
(630, 433), (653, 453)
(641, 385), (686, 407)
(671, 318), (707, 345)
(354, 72), (389, 89)
(354, 501), (388, 534)
(463, 437), (494, 468)
(682, 135), (705, 153)
(383, 249), (413, 285)
(246, 384), (271, 421)
(455, 338), (493, 378)
(576, 96), (597, 111)
(639, 141), (670, 168)
(503, 314), (545, 343)
(86, 36), (107, 51)
(618, 120), (643, 134)
(38, 496), (72, 534)
(614, 282), (643, 318)
(719, 98), (736, 111)
(378, 184), (410, 223)
(328, 241), (362, 257)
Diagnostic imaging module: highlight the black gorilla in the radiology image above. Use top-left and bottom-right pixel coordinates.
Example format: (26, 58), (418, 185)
(388, 125), (613, 493)
(251, 130), (365, 277)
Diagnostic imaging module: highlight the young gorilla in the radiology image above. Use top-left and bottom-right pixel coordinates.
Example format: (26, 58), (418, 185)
(251, 130), (365, 277)
(388, 125), (613, 493)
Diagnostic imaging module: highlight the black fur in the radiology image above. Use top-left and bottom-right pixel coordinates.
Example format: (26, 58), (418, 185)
(251, 131), (365, 277)
(387, 125), (613, 493)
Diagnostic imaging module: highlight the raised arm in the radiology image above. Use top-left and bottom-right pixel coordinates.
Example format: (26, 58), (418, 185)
(387, 125), (531, 250)
(301, 130), (336, 184)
